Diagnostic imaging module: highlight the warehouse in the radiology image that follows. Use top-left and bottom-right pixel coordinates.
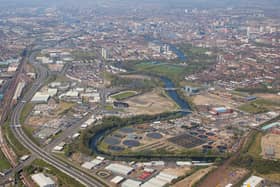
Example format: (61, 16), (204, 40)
(242, 175), (264, 187)
(82, 159), (103, 170)
(82, 162), (96, 170)
(261, 122), (280, 131)
(113, 101), (129, 108)
(210, 107), (233, 115)
(141, 172), (178, 187)
(31, 173), (56, 187)
(13, 81), (25, 101)
(245, 95), (257, 101)
(143, 161), (165, 167)
(105, 163), (134, 175)
(91, 159), (103, 167)
(110, 176), (125, 184)
(31, 92), (50, 103)
(47, 88), (58, 97)
(121, 179), (142, 187)
(156, 172), (178, 183)
(141, 177), (168, 187)
(53, 142), (65, 152)
(176, 161), (192, 166)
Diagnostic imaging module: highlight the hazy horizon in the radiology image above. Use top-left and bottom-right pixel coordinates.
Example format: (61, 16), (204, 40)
(1, 0), (280, 8)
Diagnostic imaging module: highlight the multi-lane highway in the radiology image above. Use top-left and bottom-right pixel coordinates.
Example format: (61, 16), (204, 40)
(9, 52), (106, 187)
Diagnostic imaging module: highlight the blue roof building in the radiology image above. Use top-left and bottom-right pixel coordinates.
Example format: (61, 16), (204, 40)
(261, 122), (280, 131)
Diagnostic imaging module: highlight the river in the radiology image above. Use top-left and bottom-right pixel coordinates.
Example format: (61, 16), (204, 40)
(89, 36), (198, 159)
(161, 77), (191, 113)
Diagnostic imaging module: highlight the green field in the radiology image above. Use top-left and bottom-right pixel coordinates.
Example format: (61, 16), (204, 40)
(236, 87), (279, 94)
(104, 104), (114, 111)
(238, 99), (280, 114)
(20, 103), (34, 124)
(247, 132), (262, 159)
(0, 149), (11, 171)
(135, 62), (187, 80)
(238, 103), (268, 114)
(178, 43), (209, 58)
(2, 120), (30, 157)
(123, 44), (216, 83)
(111, 91), (137, 100)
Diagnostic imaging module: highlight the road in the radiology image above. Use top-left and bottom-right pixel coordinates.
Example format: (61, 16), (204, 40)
(9, 52), (106, 187)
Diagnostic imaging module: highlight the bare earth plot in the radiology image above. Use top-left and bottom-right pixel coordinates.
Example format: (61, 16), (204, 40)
(261, 133), (280, 159)
(119, 74), (151, 80)
(173, 166), (215, 187)
(174, 166), (248, 187)
(255, 93), (280, 101)
(25, 101), (74, 130)
(214, 167), (249, 187)
(124, 90), (177, 115)
(163, 167), (191, 177)
(193, 93), (234, 107)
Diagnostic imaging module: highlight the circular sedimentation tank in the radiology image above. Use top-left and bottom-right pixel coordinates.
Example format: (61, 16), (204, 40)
(104, 137), (121, 145)
(146, 132), (163, 139)
(108, 145), (124, 152)
(123, 140), (140, 147)
(119, 127), (135, 133)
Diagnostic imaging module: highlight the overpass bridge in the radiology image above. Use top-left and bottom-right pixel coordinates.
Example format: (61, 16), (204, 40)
(177, 109), (192, 113)
(164, 88), (181, 91)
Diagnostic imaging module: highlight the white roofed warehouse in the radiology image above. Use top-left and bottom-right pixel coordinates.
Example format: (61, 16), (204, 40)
(31, 92), (50, 103)
(105, 163), (134, 175)
(121, 179), (142, 187)
(242, 176), (264, 187)
(31, 173), (56, 187)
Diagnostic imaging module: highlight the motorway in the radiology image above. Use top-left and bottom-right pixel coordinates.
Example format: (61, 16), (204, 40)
(9, 52), (106, 187)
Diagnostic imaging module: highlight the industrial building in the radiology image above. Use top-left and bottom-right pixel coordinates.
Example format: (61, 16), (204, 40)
(82, 162), (96, 170)
(141, 172), (178, 187)
(113, 101), (129, 108)
(245, 95), (257, 101)
(261, 122), (280, 131)
(242, 176), (264, 187)
(143, 161), (165, 167)
(47, 88), (58, 97)
(105, 163), (134, 175)
(31, 173), (56, 187)
(185, 85), (200, 95)
(121, 179), (142, 187)
(53, 142), (65, 152)
(110, 176), (125, 184)
(31, 92), (50, 103)
(82, 158), (103, 170)
(102, 48), (108, 60)
(13, 81), (25, 101)
(210, 107), (233, 115)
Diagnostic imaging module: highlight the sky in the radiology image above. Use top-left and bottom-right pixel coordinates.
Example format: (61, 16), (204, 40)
(0, 0), (279, 8)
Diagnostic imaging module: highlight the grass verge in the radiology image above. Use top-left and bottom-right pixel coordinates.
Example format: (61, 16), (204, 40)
(111, 91), (137, 100)
(0, 149), (11, 171)
(2, 120), (29, 157)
